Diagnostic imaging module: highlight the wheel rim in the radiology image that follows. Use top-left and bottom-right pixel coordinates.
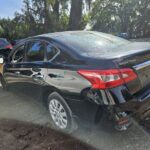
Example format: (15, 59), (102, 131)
(49, 99), (68, 129)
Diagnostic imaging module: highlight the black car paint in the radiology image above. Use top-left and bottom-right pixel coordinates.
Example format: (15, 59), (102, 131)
(2, 31), (150, 125)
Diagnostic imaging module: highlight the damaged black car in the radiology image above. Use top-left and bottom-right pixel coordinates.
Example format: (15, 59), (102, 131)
(0, 31), (150, 132)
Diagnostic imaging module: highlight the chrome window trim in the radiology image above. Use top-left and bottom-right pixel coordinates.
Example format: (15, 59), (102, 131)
(133, 60), (150, 70)
(44, 41), (60, 62)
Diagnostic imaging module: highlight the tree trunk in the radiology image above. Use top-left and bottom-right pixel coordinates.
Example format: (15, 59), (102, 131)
(68, 0), (83, 30)
(53, 0), (60, 20)
(43, 0), (50, 32)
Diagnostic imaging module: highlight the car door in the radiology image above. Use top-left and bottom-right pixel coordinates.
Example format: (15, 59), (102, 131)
(22, 39), (47, 94)
(44, 42), (80, 92)
(4, 39), (47, 95)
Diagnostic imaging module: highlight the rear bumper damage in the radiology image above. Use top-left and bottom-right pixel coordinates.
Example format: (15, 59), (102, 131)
(119, 98), (150, 120)
(101, 87), (150, 130)
(103, 84), (150, 119)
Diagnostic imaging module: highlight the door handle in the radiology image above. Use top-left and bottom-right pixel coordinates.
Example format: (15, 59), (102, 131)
(48, 73), (59, 78)
(33, 73), (44, 80)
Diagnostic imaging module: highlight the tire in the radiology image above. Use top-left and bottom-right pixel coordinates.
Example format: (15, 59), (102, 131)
(47, 92), (77, 133)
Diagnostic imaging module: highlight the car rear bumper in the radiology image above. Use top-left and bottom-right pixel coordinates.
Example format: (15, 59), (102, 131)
(62, 84), (150, 125)
(119, 97), (150, 119)
(106, 83), (150, 104)
(111, 87), (150, 120)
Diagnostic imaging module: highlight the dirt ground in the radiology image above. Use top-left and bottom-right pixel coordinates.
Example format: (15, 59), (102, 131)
(0, 119), (96, 150)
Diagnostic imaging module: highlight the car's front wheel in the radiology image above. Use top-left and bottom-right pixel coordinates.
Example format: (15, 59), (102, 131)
(47, 92), (76, 133)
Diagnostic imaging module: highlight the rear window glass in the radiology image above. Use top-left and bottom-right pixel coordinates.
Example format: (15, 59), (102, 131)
(57, 32), (130, 58)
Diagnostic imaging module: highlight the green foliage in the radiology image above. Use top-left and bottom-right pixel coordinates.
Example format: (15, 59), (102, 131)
(91, 0), (150, 38)
(0, 0), (150, 40)
(81, 14), (90, 29)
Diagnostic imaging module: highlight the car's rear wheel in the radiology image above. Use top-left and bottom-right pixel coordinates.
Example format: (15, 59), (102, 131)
(47, 92), (76, 133)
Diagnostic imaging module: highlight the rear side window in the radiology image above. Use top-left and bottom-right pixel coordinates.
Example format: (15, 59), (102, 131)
(26, 41), (45, 62)
(46, 43), (59, 60)
(53, 51), (71, 64)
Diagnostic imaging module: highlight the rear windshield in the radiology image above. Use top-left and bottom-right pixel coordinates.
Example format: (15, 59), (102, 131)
(0, 39), (9, 48)
(57, 32), (130, 58)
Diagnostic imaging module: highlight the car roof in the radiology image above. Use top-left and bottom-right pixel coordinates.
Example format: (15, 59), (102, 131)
(36, 31), (96, 40)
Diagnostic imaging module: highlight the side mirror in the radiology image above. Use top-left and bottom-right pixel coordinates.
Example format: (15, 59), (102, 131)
(0, 57), (4, 64)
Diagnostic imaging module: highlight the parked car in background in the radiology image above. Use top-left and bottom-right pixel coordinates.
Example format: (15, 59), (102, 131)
(0, 31), (150, 132)
(117, 33), (129, 39)
(0, 38), (13, 61)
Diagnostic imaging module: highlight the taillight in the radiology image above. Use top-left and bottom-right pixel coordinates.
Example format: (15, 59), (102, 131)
(77, 68), (137, 89)
(6, 44), (13, 49)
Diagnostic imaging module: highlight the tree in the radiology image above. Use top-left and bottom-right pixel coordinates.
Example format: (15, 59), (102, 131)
(91, 0), (150, 38)
(1, 0), (150, 40)
(68, 0), (83, 30)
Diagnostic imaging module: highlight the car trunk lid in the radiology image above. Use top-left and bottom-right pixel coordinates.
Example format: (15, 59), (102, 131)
(114, 42), (150, 94)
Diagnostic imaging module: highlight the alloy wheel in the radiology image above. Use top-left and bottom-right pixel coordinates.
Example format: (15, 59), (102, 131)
(49, 99), (68, 129)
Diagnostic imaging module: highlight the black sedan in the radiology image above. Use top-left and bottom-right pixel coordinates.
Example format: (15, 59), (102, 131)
(0, 31), (150, 132)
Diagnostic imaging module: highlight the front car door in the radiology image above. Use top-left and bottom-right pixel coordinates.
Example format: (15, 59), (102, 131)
(21, 39), (47, 96)
(4, 39), (47, 95)
(3, 43), (26, 88)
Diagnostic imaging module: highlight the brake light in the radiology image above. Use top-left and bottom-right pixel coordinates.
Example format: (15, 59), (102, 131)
(6, 44), (13, 49)
(77, 68), (137, 89)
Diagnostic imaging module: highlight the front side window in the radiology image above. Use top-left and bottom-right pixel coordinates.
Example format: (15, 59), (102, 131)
(11, 45), (25, 63)
(26, 41), (45, 62)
